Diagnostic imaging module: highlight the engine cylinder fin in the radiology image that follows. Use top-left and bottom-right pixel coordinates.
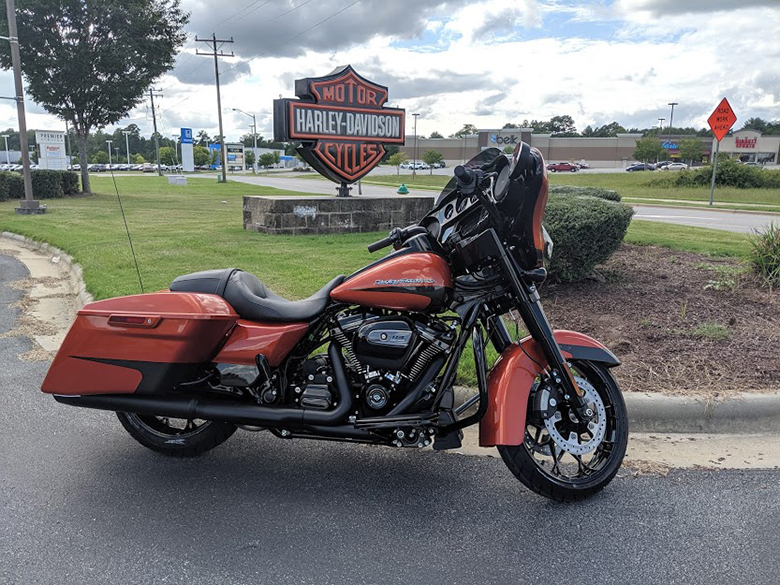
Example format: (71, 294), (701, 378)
(407, 343), (442, 381)
(331, 327), (364, 374)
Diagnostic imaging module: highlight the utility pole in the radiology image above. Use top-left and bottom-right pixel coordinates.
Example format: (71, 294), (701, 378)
(232, 108), (256, 173)
(412, 112), (419, 179)
(196, 33), (234, 184)
(2, 134), (8, 165)
(123, 130), (131, 164)
(148, 88), (163, 176)
(65, 120), (72, 166)
(5, 0), (42, 214)
(106, 139), (113, 165)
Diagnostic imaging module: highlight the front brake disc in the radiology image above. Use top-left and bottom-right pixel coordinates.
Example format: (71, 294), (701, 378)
(543, 376), (607, 455)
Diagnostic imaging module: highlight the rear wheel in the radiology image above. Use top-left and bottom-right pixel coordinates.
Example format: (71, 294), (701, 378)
(117, 412), (237, 457)
(498, 360), (628, 502)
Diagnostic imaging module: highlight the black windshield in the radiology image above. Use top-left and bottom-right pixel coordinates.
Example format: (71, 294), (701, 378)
(436, 147), (506, 206)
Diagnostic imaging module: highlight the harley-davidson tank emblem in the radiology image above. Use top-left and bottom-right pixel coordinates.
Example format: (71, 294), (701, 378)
(274, 65), (405, 184)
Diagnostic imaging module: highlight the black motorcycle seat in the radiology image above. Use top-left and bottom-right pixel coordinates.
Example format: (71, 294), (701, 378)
(170, 268), (344, 323)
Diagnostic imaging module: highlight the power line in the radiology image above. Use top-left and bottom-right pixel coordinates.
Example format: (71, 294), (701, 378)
(160, 0), (362, 116)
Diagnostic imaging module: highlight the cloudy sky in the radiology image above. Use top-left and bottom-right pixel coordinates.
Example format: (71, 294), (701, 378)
(2, 0), (779, 140)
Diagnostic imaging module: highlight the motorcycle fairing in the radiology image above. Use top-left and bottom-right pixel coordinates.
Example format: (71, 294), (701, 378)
(479, 330), (620, 447)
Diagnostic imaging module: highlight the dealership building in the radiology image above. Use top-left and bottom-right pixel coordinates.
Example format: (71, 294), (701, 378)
(400, 128), (780, 168)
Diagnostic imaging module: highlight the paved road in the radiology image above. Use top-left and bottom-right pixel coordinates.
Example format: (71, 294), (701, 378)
(632, 205), (777, 233)
(2, 253), (780, 584)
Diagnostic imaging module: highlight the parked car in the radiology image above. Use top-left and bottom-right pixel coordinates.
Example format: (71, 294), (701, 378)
(576, 162), (590, 169)
(142, 163), (155, 172)
(655, 160), (673, 169)
(663, 162), (688, 171)
(546, 162), (578, 172)
(399, 162), (412, 169)
(626, 163), (655, 172)
(743, 162), (762, 168)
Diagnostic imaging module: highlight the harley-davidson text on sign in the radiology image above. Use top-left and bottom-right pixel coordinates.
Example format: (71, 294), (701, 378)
(707, 98), (737, 142)
(274, 65), (405, 184)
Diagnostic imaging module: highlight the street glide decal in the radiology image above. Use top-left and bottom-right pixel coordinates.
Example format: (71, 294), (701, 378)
(274, 65), (405, 184)
(374, 278), (436, 286)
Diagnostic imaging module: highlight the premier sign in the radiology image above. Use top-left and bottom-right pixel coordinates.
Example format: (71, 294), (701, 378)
(274, 65), (405, 188)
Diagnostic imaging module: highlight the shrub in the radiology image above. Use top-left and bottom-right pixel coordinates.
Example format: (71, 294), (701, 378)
(545, 194), (634, 281)
(750, 223), (780, 290)
(650, 158), (780, 189)
(0, 172), (8, 201)
(58, 170), (80, 195)
(31, 170), (64, 199)
(4, 172), (24, 199)
(548, 184), (621, 202)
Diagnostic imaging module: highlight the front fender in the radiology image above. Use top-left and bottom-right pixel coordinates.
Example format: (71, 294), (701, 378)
(479, 330), (619, 447)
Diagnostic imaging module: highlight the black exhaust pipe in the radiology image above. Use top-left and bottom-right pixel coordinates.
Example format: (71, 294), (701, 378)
(54, 343), (353, 429)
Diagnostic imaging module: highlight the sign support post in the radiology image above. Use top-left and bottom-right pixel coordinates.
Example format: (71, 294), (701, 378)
(706, 97), (737, 208)
(709, 139), (720, 207)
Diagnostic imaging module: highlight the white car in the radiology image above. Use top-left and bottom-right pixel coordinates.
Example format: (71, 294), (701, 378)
(399, 162), (412, 169)
(664, 162), (688, 171)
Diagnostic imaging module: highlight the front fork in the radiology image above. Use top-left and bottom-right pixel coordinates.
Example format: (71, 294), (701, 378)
(493, 244), (594, 423)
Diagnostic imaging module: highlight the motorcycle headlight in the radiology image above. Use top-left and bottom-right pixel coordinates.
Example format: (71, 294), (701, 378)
(542, 225), (553, 262)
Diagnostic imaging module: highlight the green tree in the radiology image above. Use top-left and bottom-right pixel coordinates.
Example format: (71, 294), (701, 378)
(387, 152), (408, 174)
(503, 122), (520, 129)
(503, 145), (515, 154)
(134, 153), (146, 164)
(195, 130), (211, 146)
(159, 146), (176, 166)
(549, 115), (578, 137)
(633, 136), (665, 163)
(0, 0), (188, 193)
(91, 151), (109, 164)
(244, 150), (255, 170)
(193, 146), (209, 167)
(429, 131), (443, 139)
(450, 124), (478, 138)
(258, 153), (276, 168)
(422, 150), (443, 174)
(677, 138), (704, 166)
(272, 151), (280, 165)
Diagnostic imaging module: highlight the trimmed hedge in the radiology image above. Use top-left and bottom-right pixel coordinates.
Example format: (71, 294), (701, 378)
(0, 169), (79, 200)
(548, 184), (621, 202)
(649, 158), (780, 189)
(545, 194), (634, 281)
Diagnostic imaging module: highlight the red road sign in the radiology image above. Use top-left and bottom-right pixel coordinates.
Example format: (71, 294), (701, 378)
(707, 98), (737, 142)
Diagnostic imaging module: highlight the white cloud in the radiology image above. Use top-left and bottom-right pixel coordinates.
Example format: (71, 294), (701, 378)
(14, 0), (780, 141)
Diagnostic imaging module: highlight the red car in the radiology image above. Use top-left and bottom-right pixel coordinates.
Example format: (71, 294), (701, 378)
(546, 162), (578, 172)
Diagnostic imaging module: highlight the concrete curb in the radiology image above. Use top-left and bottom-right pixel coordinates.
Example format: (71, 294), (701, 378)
(1, 231), (93, 308)
(453, 386), (780, 434)
(627, 201), (780, 218)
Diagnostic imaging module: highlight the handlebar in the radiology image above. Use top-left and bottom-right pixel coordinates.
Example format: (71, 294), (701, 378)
(367, 233), (397, 253)
(367, 225), (430, 253)
(454, 165), (477, 194)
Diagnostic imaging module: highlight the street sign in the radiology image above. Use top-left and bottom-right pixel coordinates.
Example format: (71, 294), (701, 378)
(707, 98), (737, 206)
(707, 98), (736, 142)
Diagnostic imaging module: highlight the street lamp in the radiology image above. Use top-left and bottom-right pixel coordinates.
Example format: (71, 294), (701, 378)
(2, 134), (9, 165)
(232, 108), (257, 173)
(122, 130), (131, 165)
(106, 139), (113, 165)
(658, 118), (665, 131)
(412, 113), (420, 179)
(667, 102), (678, 137)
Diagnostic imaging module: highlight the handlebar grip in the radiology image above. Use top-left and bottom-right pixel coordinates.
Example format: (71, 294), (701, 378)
(367, 236), (395, 253)
(454, 165), (475, 184)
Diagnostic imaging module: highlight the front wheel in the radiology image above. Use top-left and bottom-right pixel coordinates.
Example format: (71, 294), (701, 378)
(117, 412), (237, 457)
(498, 360), (628, 502)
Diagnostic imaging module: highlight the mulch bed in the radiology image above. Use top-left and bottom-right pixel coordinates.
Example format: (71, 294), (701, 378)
(540, 244), (780, 395)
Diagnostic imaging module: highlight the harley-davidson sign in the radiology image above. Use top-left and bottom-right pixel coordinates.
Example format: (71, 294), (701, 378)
(274, 65), (405, 186)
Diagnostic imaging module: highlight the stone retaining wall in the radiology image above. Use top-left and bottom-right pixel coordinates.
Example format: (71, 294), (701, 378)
(243, 196), (435, 234)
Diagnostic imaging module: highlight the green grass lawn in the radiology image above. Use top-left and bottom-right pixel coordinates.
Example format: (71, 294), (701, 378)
(626, 220), (751, 257)
(368, 171), (780, 210)
(0, 176), (382, 301)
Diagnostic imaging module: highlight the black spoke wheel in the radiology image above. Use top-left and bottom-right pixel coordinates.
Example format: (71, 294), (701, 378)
(117, 412), (237, 457)
(498, 360), (628, 502)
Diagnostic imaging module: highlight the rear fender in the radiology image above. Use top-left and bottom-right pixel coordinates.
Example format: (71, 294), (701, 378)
(478, 330), (619, 447)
